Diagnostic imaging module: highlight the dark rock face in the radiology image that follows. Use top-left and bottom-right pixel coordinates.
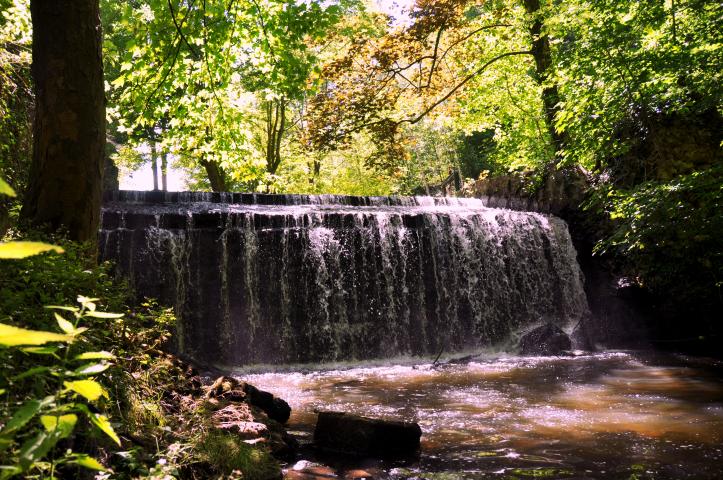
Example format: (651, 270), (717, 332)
(569, 318), (595, 352)
(313, 411), (422, 457)
(519, 323), (571, 355)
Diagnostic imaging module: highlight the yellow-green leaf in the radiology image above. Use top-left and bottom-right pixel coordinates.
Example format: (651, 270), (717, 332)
(21, 346), (59, 355)
(93, 414), (120, 446)
(75, 351), (115, 360)
(84, 311), (124, 319)
(76, 296), (99, 305)
(54, 313), (75, 334)
(63, 380), (107, 402)
(40, 414), (77, 439)
(0, 241), (64, 259)
(0, 323), (74, 346)
(44, 305), (79, 313)
(0, 178), (15, 197)
(78, 406), (121, 446)
(73, 454), (107, 471)
(73, 362), (110, 376)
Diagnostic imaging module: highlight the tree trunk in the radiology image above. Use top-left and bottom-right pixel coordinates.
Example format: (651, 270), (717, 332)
(264, 98), (286, 175)
(523, 0), (565, 157)
(150, 139), (159, 190)
(22, 0), (105, 242)
(161, 151), (168, 191)
(201, 157), (227, 192)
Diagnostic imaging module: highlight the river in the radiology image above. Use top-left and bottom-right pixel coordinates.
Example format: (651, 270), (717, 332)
(246, 351), (723, 479)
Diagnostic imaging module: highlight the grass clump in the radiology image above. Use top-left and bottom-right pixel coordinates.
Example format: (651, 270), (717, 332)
(197, 431), (281, 480)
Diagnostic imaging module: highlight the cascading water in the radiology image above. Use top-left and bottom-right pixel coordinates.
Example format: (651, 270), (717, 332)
(99, 190), (589, 367)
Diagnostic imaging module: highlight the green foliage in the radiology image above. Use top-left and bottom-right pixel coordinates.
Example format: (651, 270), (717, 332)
(0, 261), (126, 333)
(0, 200), (125, 476)
(0, 0), (32, 193)
(103, 0), (358, 190)
(549, 0), (723, 169)
(279, 131), (399, 195)
(0, 0), (31, 236)
(0, 296), (121, 478)
(0, 179), (14, 197)
(592, 163), (722, 308)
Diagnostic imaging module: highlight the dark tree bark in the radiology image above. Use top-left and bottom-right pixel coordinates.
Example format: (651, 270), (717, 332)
(523, 0), (565, 157)
(21, 0), (105, 242)
(150, 139), (159, 190)
(200, 157), (228, 192)
(264, 98), (286, 175)
(161, 151), (168, 191)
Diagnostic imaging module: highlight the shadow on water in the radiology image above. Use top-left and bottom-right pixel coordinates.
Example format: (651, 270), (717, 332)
(246, 351), (723, 479)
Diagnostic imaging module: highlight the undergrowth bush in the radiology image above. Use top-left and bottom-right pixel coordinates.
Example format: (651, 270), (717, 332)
(590, 162), (722, 315)
(0, 235), (129, 332)
(1, 217), (280, 479)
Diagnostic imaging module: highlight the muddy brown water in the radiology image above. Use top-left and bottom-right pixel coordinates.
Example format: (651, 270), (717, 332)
(245, 351), (723, 479)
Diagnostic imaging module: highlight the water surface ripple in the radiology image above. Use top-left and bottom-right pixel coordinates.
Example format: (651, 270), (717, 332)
(246, 351), (723, 479)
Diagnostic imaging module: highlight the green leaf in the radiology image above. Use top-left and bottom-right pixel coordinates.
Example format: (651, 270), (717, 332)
(0, 465), (22, 479)
(54, 313), (87, 336)
(1, 400), (42, 434)
(72, 454), (107, 471)
(77, 405), (121, 446)
(63, 380), (107, 402)
(44, 305), (79, 313)
(40, 414), (77, 439)
(73, 363), (110, 376)
(18, 430), (62, 471)
(0, 178), (15, 197)
(12, 366), (51, 381)
(75, 351), (115, 360)
(76, 296), (99, 305)
(0, 437), (13, 453)
(0, 242), (64, 259)
(20, 346), (59, 355)
(84, 311), (124, 319)
(0, 323), (74, 346)
(54, 313), (75, 334)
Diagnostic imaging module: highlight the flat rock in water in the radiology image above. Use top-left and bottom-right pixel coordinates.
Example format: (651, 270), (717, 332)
(313, 411), (421, 457)
(519, 323), (571, 355)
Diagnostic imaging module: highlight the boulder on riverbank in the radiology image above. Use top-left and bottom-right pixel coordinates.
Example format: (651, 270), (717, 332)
(314, 411), (422, 457)
(203, 375), (297, 458)
(206, 375), (291, 423)
(519, 323), (571, 355)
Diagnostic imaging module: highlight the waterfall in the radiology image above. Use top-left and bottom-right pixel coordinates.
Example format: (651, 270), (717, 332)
(99, 191), (590, 366)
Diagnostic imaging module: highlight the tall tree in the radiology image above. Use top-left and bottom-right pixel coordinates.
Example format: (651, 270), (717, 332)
(21, 0), (105, 241)
(523, 0), (563, 157)
(106, 0), (351, 192)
